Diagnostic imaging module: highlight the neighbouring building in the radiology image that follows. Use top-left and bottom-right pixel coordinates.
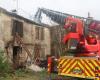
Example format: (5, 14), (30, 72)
(0, 7), (50, 67)
(50, 25), (67, 57)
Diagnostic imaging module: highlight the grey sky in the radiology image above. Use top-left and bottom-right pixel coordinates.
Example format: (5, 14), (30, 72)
(0, 0), (100, 20)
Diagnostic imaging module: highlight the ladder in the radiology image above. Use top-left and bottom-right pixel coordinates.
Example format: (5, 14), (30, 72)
(15, 33), (33, 62)
(15, 33), (41, 65)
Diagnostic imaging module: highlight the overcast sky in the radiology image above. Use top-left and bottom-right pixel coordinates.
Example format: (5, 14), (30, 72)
(0, 0), (100, 20)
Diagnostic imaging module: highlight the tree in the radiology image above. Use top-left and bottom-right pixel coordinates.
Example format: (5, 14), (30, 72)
(50, 25), (67, 57)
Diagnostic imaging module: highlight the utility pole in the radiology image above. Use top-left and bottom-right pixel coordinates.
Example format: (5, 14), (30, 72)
(16, 0), (18, 12)
(88, 12), (90, 18)
(88, 12), (93, 19)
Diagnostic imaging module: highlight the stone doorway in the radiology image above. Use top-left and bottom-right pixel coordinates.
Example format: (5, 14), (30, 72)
(13, 46), (22, 69)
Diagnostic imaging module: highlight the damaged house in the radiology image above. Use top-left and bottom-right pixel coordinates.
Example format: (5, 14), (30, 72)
(0, 7), (51, 68)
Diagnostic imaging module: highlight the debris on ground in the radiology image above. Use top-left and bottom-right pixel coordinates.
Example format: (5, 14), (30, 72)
(27, 64), (44, 72)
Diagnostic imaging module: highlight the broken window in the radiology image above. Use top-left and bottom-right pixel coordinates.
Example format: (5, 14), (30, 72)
(12, 20), (23, 37)
(40, 28), (44, 40)
(35, 27), (39, 40)
(35, 27), (45, 40)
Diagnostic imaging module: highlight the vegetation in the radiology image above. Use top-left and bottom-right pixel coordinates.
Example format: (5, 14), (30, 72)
(0, 48), (68, 80)
(0, 69), (50, 80)
(0, 48), (47, 80)
(0, 49), (12, 75)
(50, 26), (67, 57)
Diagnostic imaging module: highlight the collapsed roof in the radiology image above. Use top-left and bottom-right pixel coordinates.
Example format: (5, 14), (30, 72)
(34, 8), (87, 26)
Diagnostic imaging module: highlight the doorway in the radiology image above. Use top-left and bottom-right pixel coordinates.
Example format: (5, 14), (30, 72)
(13, 46), (22, 68)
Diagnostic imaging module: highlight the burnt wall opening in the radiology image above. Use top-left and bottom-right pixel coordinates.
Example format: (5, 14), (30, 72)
(13, 46), (22, 63)
(12, 20), (23, 37)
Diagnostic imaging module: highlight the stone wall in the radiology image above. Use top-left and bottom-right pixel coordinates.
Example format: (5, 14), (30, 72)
(0, 10), (51, 64)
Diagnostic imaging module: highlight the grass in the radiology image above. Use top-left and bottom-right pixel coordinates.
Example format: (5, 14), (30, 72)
(0, 69), (66, 80)
(0, 69), (50, 80)
(0, 48), (54, 80)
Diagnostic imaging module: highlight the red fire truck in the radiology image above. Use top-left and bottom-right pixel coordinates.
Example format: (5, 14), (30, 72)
(48, 16), (100, 80)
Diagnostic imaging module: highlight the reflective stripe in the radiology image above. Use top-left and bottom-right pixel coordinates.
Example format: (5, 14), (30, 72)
(58, 58), (100, 79)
